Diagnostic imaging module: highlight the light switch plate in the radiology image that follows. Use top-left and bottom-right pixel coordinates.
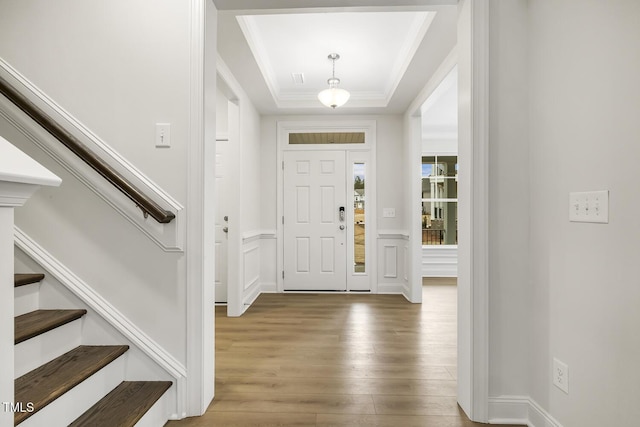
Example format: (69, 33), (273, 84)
(569, 190), (609, 223)
(155, 123), (171, 148)
(383, 208), (396, 218)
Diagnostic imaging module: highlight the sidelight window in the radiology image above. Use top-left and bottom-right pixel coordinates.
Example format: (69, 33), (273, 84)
(353, 163), (365, 273)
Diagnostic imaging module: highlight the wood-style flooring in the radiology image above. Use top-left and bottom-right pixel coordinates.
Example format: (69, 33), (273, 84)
(166, 279), (523, 426)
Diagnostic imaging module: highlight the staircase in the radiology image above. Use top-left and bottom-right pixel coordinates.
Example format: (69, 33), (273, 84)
(13, 273), (172, 427)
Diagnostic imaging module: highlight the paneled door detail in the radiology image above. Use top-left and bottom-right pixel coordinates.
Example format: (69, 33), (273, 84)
(283, 151), (347, 290)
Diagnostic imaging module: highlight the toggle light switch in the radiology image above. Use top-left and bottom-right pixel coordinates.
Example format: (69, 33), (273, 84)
(155, 123), (171, 148)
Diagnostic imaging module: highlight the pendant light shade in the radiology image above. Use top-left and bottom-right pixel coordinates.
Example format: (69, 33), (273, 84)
(318, 53), (350, 109)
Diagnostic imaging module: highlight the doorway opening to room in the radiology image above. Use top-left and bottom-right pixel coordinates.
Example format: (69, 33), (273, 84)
(214, 75), (242, 317)
(208, 1), (490, 423)
(420, 66), (458, 279)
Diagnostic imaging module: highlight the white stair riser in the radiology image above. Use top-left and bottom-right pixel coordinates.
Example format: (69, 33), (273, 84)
(19, 353), (126, 427)
(134, 387), (172, 427)
(14, 320), (82, 378)
(14, 284), (39, 316)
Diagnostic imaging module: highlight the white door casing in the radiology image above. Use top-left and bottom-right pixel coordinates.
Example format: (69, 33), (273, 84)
(277, 120), (376, 294)
(283, 150), (347, 291)
(214, 136), (229, 303)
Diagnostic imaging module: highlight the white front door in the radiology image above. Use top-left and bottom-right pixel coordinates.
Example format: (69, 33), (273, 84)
(283, 150), (347, 291)
(214, 137), (229, 303)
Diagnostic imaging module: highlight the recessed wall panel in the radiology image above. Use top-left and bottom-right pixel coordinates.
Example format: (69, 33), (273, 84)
(384, 245), (398, 278)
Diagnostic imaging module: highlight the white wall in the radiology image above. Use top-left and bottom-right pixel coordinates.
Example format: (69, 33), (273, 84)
(0, 0), (193, 366)
(525, 1), (640, 425)
(487, 1), (640, 425)
(0, 0), (191, 201)
(487, 0), (531, 400)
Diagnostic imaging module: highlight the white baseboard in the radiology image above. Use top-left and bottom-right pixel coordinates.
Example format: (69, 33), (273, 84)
(262, 282), (277, 293)
(242, 280), (261, 312)
(377, 283), (404, 294)
(489, 396), (563, 427)
(401, 282), (411, 301)
(14, 226), (186, 417)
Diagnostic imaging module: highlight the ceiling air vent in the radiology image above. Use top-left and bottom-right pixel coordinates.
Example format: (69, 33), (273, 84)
(291, 72), (305, 85)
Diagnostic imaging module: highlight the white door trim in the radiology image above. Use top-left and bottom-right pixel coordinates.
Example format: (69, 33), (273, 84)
(185, 0), (211, 417)
(276, 120), (377, 293)
(458, 0), (490, 421)
(216, 59), (244, 318)
(403, 0), (489, 422)
(467, 0), (490, 420)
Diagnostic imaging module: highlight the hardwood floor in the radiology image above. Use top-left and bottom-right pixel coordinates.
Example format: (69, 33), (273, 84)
(166, 280), (523, 426)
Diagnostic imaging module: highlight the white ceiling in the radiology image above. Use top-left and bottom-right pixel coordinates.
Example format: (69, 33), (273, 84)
(237, 12), (434, 109)
(216, 3), (458, 115)
(422, 66), (458, 140)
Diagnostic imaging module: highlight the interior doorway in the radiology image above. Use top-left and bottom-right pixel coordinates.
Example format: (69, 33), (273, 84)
(214, 77), (241, 317)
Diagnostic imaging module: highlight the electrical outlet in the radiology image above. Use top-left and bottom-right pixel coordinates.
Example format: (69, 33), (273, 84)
(553, 358), (569, 394)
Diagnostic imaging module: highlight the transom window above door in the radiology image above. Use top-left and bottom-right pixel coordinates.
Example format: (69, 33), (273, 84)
(289, 132), (365, 145)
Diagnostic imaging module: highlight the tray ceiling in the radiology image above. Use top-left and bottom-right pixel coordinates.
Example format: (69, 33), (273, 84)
(236, 11), (434, 109)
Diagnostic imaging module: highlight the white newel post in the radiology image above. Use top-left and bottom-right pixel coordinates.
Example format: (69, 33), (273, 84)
(0, 136), (60, 427)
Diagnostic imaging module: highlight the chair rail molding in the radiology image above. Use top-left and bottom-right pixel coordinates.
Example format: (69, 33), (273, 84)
(0, 58), (185, 252)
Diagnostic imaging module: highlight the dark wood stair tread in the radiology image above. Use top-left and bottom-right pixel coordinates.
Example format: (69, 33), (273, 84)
(69, 381), (172, 427)
(14, 273), (45, 288)
(14, 345), (129, 425)
(15, 309), (87, 344)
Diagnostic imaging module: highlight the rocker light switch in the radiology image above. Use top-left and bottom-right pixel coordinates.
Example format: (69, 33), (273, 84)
(383, 208), (396, 218)
(569, 190), (609, 223)
(155, 123), (171, 148)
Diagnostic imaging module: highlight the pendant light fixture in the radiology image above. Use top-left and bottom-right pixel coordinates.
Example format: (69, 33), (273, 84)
(317, 53), (350, 109)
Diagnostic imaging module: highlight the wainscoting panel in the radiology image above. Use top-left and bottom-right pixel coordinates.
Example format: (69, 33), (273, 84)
(239, 230), (276, 310)
(377, 231), (408, 294)
(241, 239), (260, 309)
(383, 245), (397, 278)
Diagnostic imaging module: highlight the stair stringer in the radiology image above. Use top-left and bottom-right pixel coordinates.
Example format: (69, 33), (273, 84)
(14, 226), (187, 420)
